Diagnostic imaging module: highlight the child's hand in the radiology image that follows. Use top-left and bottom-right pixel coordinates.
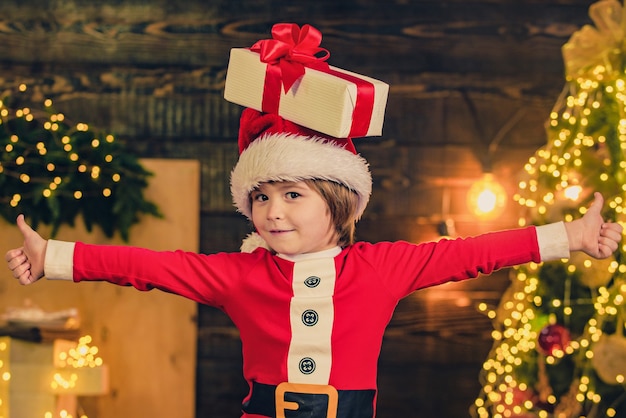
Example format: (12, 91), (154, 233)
(4, 215), (47, 285)
(565, 192), (623, 259)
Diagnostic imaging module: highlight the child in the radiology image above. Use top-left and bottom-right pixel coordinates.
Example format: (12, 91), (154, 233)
(5, 108), (623, 418)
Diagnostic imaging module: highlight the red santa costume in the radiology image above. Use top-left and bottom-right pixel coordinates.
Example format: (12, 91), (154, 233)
(43, 109), (570, 418)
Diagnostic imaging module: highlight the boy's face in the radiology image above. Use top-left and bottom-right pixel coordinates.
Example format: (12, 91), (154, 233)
(250, 181), (339, 256)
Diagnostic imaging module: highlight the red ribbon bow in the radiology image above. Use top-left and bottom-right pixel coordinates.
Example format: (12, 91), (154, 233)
(250, 23), (330, 93)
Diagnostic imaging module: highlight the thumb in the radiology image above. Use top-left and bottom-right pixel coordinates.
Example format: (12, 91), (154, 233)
(587, 192), (604, 215)
(16, 214), (35, 238)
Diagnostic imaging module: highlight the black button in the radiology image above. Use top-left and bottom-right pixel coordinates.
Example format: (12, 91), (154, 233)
(299, 357), (316, 375)
(304, 276), (321, 288)
(302, 309), (318, 326)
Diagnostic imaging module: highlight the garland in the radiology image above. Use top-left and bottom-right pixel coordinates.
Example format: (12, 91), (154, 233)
(0, 84), (161, 241)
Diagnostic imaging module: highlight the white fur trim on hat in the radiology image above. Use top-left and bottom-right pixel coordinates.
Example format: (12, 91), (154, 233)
(230, 133), (372, 220)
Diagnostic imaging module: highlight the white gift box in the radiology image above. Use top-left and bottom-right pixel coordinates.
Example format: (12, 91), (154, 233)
(224, 48), (389, 138)
(0, 337), (109, 417)
(0, 337), (56, 417)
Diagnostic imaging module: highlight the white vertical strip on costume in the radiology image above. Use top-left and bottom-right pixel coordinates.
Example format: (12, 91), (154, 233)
(287, 257), (336, 384)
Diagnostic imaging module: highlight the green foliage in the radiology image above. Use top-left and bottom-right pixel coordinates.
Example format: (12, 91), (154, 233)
(546, 356), (576, 399)
(536, 263), (596, 335)
(0, 87), (161, 241)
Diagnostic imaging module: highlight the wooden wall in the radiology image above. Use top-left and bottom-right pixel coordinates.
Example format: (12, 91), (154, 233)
(0, 1), (597, 416)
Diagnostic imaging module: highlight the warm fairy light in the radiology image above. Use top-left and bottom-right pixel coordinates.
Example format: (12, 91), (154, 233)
(55, 335), (103, 369)
(563, 185), (582, 200)
(10, 194), (20, 207)
(473, 248), (626, 416)
(51, 372), (78, 390)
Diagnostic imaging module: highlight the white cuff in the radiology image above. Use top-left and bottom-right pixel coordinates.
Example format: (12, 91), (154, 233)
(44, 240), (75, 280)
(536, 222), (570, 261)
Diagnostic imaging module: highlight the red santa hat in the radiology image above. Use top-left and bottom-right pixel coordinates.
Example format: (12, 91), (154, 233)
(230, 108), (372, 222)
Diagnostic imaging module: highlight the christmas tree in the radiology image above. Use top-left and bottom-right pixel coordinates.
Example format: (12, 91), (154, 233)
(472, 1), (626, 417)
(0, 83), (161, 240)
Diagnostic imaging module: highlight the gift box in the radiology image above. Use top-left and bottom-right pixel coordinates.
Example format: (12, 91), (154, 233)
(0, 337), (109, 417)
(0, 337), (56, 417)
(224, 47), (389, 138)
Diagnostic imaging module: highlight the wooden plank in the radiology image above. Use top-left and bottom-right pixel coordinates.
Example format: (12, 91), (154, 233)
(361, 143), (537, 214)
(0, 1), (592, 75)
(0, 65), (561, 145)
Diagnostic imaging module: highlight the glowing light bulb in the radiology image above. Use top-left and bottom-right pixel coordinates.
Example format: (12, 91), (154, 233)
(467, 173), (507, 219)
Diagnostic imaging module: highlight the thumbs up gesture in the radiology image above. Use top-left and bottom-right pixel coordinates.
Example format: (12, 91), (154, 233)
(566, 192), (623, 259)
(5, 215), (47, 285)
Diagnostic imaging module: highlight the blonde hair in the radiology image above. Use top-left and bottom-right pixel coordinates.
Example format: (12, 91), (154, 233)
(303, 179), (359, 247)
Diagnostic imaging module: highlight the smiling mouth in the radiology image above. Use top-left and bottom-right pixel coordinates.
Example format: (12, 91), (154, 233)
(270, 229), (294, 234)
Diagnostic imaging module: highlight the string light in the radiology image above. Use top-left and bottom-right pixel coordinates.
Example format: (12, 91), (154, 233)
(0, 83), (161, 240)
(473, 50), (626, 415)
(45, 335), (105, 418)
(55, 335), (103, 370)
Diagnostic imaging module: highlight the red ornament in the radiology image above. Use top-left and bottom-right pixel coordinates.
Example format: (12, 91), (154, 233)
(538, 324), (571, 356)
(498, 386), (536, 411)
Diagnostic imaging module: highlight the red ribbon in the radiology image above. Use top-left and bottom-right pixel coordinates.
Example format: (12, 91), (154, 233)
(325, 68), (375, 138)
(250, 23), (330, 94)
(251, 23), (376, 138)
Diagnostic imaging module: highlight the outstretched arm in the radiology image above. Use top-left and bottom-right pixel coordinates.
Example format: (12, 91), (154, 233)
(565, 192), (623, 259)
(5, 214), (48, 285)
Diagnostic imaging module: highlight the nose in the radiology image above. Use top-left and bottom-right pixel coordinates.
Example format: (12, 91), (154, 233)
(266, 198), (284, 220)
